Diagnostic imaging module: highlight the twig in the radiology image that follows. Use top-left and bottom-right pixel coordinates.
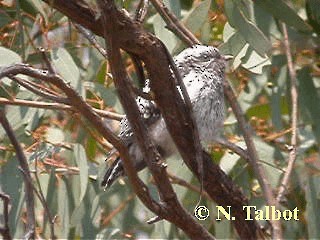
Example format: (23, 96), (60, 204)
(39, 47), (55, 74)
(0, 97), (123, 121)
(223, 82), (282, 239)
(0, 110), (36, 239)
(19, 166), (57, 239)
(276, 23), (298, 203)
(149, 0), (200, 46)
(9, 75), (70, 104)
(34, 155), (56, 239)
(73, 23), (108, 58)
(0, 192), (11, 240)
(101, 194), (135, 226)
(0, 63), (123, 147)
(215, 137), (250, 162)
(167, 173), (211, 200)
(135, 0), (149, 23)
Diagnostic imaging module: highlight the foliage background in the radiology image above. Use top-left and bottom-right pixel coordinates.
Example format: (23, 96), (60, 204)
(0, 0), (320, 239)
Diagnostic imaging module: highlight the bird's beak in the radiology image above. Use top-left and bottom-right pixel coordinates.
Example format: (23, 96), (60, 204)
(224, 55), (233, 61)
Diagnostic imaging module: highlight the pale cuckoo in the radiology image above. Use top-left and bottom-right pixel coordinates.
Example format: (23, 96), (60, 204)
(101, 45), (228, 189)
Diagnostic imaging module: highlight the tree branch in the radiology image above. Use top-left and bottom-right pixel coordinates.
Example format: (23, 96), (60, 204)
(0, 97), (123, 121)
(8, 75), (70, 104)
(0, 110), (36, 239)
(37, 0), (264, 238)
(276, 23), (298, 203)
(223, 81), (282, 239)
(149, 0), (200, 46)
(98, 2), (214, 238)
(135, 0), (149, 23)
(147, 1), (280, 238)
(0, 192), (11, 240)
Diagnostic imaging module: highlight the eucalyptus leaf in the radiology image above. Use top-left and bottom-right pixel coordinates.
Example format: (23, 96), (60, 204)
(306, 175), (320, 238)
(51, 48), (83, 96)
(0, 47), (22, 85)
(255, 0), (311, 32)
(306, 0), (320, 35)
(57, 178), (70, 238)
(224, 0), (271, 57)
(73, 144), (89, 204)
(183, 0), (211, 34)
(298, 67), (320, 143)
(45, 127), (65, 144)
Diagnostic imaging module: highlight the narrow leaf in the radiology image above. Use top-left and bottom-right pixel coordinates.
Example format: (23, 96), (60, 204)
(256, 0), (311, 32)
(73, 144), (89, 204)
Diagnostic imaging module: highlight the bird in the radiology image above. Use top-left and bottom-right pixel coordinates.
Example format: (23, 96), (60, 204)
(101, 45), (228, 189)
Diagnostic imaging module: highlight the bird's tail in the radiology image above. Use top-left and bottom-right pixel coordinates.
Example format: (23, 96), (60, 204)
(101, 157), (124, 190)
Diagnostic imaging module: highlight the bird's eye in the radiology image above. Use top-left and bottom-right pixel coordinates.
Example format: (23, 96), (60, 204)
(202, 54), (209, 60)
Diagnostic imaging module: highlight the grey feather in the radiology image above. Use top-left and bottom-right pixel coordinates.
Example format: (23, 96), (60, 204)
(101, 45), (227, 189)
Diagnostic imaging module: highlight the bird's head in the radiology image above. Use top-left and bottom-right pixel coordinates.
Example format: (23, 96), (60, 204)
(174, 45), (231, 76)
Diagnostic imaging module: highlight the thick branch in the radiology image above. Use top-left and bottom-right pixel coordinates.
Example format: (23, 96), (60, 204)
(99, 2), (213, 239)
(37, 1), (263, 238)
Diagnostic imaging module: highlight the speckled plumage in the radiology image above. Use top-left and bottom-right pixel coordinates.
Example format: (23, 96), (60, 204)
(101, 45), (227, 189)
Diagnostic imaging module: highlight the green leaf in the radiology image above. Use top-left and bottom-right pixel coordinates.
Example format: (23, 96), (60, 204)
(152, 14), (179, 53)
(0, 46), (21, 66)
(298, 67), (320, 143)
(167, 155), (193, 199)
(0, 156), (24, 238)
(51, 48), (82, 96)
(44, 167), (58, 236)
(28, 0), (47, 23)
(214, 210), (232, 239)
(73, 144), (89, 204)
(70, 201), (85, 227)
(255, 0), (311, 32)
(149, 0), (181, 53)
(96, 61), (107, 84)
(96, 228), (121, 240)
(0, 105), (33, 137)
(219, 24), (246, 56)
(163, 0), (181, 18)
(241, 47), (271, 74)
(183, 0), (211, 34)
(220, 142), (246, 174)
(58, 178), (70, 238)
(306, 0), (320, 38)
(0, 11), (12, 28)
(254, 138), (284, 188)
(45, 127), (65, 144)
(238, 71), (269, 112)
(85, 82), (122, 112)
(306, 175), (320, 238)
(224, 0), (271, 57)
